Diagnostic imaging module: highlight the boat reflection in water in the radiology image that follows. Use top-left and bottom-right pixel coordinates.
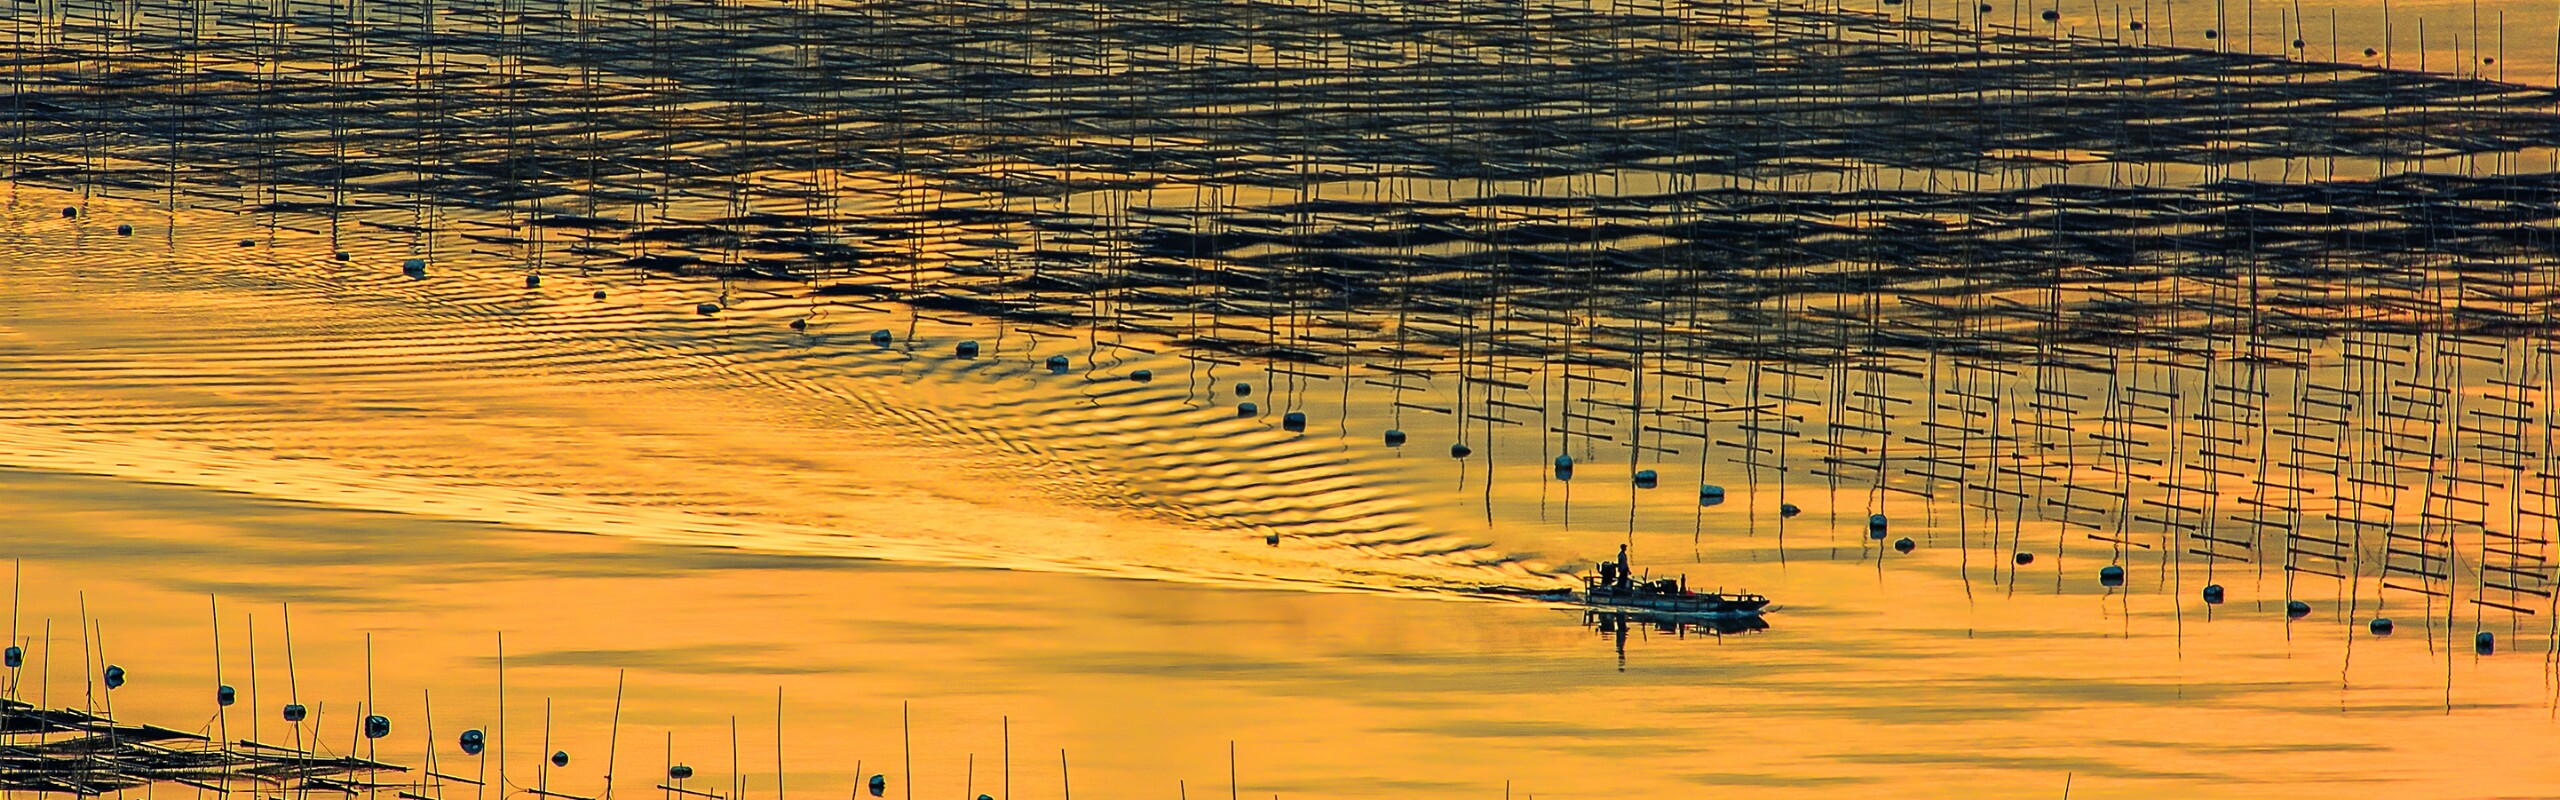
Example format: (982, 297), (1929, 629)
(1585, 608), (1772, 669)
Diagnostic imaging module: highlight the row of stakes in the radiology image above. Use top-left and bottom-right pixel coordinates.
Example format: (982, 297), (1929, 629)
(0, 643), (942, 799)
(1841, 518), (2496, 651)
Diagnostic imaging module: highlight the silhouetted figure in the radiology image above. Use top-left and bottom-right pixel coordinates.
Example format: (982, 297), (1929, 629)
(1616, 544), (1632, 591)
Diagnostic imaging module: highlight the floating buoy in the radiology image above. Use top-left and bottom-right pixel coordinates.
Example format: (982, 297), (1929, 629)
(4, 646), (20, 668)
(2098, 565), (2125, 586)
(217, 685), (236, 706)
(1236, 401), (1257, 417)
(102, 665), (126, 690)
(283, 704), (307, 722)
(551, 751), (570, 767)
(1779, 503), (1801, 518)
(459, 729), (485, 756)
(1281, 412), (1307, 432)
(870, 330), (893, 346)
(2041, 9), (2058, 22)
(525, 274), (541, 288)
(592, 290), (606, 300)
(365, 715), (391, 739)
(1130, 369), (1152, 382)
(60, 207), (76, 218)
(1383, 428), (1406, 446)
(1978, 2), (1991, 11)
(2202, 584), (2224, 604)
(1866, 513), (1888, 540)
(2368, 618), (2393, 636)
(669, 765), (695, 780)
(1699, 485), (1725, 506)
(2204, 28), (2218, 39)
(979, 795), (993, 800)
(1633, 469), (1657, 489)
(1264, 533), (1278, 547)
(1046, 355), (1069, 373)
(2476, 631), (2495, 655)
(2365, 48), (2379, 57)
(1234, 382), (1251, 397)
(868, 775), (887, 797)
(1893, 537), (1915, 554)
(954, 341), (979, 358)
(1553, 454), (1574, 480)
(116, 224), (132, 236)
(2293, 38), (2306, 49)
(1449, 443), (1471, 458)
(695, 302), (722, 315)
(336, 251), (351, 261)
(2285, 600), (2311, 619)
(789, 318), (807, 331)
(2013, 551), (2033, 565)
(239, 238), (256, 247)
(403, 258), (427, 279)
(2128, 20), (2144, 30)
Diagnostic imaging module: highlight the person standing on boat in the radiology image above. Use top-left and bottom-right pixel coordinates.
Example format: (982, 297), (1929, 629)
(1615, 544), (1632, 592)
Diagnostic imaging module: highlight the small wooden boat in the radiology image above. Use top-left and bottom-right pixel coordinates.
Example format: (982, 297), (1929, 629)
(1574, 574), (1770, 618)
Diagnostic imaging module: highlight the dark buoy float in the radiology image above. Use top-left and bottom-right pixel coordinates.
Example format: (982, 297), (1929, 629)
(365, 715), (391, 739)
(592, 290), (606, 300)
(2476, 631), (2495, 655)
(1553, 454), (1574, 480)
(116, 224), (132, 236)
(1282, 412), (1306, 432)
(868, 775), (887, 797)
(1383, 428), (1405, 446)
(2013, 552), (2033, 565)
(669, 765), (695, 780)
(459, 729), (485, 755)
(284, 703), (307, 722)
(2285, 600), (2311, 619)
(2202, 584), (2224, 604)
(525, 274), (541, 288)
(1235, 401), (1257, 417)
(1130, 369), (1152, 382)
(1046, 355), (1069, 374)
(1449, 443), (1471, 458)
(403, 258), (427, 279)
(1892, 537), (1915, 554)
(870, 330), (892, 346)
(2368, 618), (2393, 636)
(5, 645), (21, 668)
(551, 751), (569, 767)
(1264, 533), (1278, 547)
(102, 665), (125, 689)
(789, 318), (807, 331)
(217, 685), (236, 706)
(955, 340), (979, 358)
(1699, 484), (1725, 506)
(695, 302), (721, 316)
(1633, 469), (1657, 489)
(1779, 503), (1801, 518)
(1866, 513), (1888, 540)
(1234, 382), (1251, 397)
(2098, 565), (2125, 586)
